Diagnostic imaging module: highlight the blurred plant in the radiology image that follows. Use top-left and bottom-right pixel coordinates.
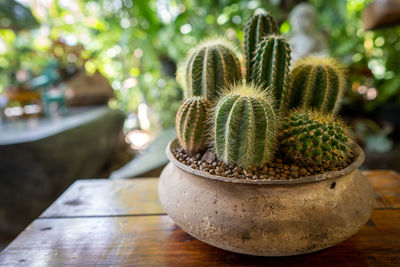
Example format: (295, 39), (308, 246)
(354, 119), (394, 153)
(0, 0), (282, 129)
(0, 0), (39, 31)
(308, 0), (400, 113)
(3, 0), (400, 129)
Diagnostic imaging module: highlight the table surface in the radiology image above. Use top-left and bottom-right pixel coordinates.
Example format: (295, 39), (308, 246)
(0, 170), (399, 266)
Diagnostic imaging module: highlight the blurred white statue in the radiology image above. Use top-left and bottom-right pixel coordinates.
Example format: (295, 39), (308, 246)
(288, 3), (328, 62)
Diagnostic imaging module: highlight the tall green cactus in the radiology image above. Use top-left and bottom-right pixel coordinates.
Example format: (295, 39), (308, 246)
(213, 83), (277, 168)
(182, 39), (242, 102)
(244, 10), (279, 81)
(176, 97), (211, 154)
(251, 35), (291, 111)
(287, 57), (346, 115)
(279, 109), (352, 167)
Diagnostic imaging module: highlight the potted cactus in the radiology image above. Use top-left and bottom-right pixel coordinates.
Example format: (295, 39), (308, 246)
(158, 10), (375, 256)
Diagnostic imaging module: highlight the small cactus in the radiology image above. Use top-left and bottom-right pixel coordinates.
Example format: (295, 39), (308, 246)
(244, 10), (279, 81)
(182, 39), (242, 102)
(251, 35), (291, 111)
(213, 83), (277, 168)
(176, 97), (211, 154)
(287, 57), (346, 115)
(279, 109), (353, 167)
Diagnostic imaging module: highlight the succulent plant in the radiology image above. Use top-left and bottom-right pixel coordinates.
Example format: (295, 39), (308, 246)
(279, 109), (353, 167)
(213, 83), (277, 168)
(251, 35), (291, 111)
(287, 57), (346, 115)
(173, 10), (354, 173)
(244, 10), (279, 81)
(181, 39), (242, 102)
(176, 97), (211, 154)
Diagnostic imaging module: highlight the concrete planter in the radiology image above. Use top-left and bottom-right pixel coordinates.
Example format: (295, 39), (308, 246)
(158, 139), (375, 256)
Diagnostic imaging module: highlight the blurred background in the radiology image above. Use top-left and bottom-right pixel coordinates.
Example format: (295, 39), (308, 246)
(1, 0), (400, 250)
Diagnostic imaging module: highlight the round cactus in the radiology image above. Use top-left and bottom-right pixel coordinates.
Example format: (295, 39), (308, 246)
(251, 35), (292, 111)
(182, 39), (242, 102)
(287, 57), (346, 115)
(176, 97), (211, 154)
(279, 109), (353, 167)
(244, 10), (279, 81)
(213, 83), (277, 168)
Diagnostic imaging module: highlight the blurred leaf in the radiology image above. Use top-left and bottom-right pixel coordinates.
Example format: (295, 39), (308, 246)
(0, 0), (39, 31)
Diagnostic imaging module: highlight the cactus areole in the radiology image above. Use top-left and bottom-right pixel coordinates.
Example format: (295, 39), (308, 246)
(183, 39), (242, 103)
(213, 83), (277, 168)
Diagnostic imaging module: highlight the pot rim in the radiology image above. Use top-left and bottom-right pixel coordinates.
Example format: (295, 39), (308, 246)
(166, 138), (365, 185)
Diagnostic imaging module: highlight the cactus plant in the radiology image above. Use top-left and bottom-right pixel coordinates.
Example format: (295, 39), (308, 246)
(213, 83), (277, 168)
(244, 10), (279, 81)
(176, 97), (211, 154)
(279, 109), (353, 167)
(182, 39), (242, 102)
(287, 57), (346, 115)
(251, 35), (291, 111)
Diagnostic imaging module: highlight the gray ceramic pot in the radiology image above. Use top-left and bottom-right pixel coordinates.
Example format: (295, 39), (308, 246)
(158, 139), (375, 256)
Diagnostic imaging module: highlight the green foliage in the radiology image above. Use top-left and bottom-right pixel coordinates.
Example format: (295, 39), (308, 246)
(176, 96), (211, 154)
(0, 0), (283, 128)
(309, 0), (400, 112)
(181, 39), (242, 102)
(287, 57), (346, 115)
(244, 10), (279, 81)
(6, 0), (400, 130)
(279, 109), (352, 167)
(0, 0), (39, 31)
(213, 83), (277, 168)
(251, 35), (291, 111)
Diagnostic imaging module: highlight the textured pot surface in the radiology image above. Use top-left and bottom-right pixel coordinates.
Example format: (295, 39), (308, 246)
(158, 139), (375, 256)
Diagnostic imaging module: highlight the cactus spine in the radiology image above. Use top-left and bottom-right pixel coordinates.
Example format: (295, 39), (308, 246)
(251, 35), (291, 111)
(287, 57), (346, 114)
(213, 83), (277, 168)
(176, 97), (211, 154)
(183, 39), (242, 102)
(279, 109), (352, 167)
(244, 10), (279, 81)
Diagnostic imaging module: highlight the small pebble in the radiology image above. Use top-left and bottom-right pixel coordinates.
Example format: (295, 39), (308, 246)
(291, 165), (299, 171)
(173, 147), (351, 181)
(284, 164), (290, 170)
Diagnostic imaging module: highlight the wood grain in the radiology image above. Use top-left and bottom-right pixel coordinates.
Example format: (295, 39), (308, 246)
(364, 170), (400, 209)
(1, 210), (399, 266)
(40, 171), (399, 218)
(40, 178), (163, 218)
(1, 170), (399, 266)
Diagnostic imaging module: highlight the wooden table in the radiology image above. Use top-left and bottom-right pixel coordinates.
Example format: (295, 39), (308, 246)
(0, 171), (399, 266)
